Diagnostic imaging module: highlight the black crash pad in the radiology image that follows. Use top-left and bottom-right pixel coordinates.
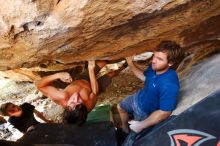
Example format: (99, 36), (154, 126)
(18, 121), (117, 146)
(134, 89), (220, 146)
(0, 140), (33, 146)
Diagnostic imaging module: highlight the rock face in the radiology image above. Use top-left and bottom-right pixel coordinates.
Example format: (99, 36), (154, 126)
(0, 0), (220, 72)
(174, 54), (220, 115)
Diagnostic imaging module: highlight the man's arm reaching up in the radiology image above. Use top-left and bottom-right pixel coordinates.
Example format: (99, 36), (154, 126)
(126, 56), (146, 82)
(88, 60), (99, 96)
(36, 72), (72, 103)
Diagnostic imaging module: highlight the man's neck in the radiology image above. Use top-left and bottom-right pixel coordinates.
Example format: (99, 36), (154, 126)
(156, 67), (169, 75)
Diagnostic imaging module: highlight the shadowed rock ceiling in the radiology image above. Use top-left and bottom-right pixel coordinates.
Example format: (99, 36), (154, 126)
(0, 0), (220, 74)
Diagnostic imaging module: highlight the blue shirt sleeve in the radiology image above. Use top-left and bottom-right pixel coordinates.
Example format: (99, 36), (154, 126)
(159, 83), (179, 111)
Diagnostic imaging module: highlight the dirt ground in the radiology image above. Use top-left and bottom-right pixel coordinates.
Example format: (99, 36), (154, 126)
(97, 68), (143, 105)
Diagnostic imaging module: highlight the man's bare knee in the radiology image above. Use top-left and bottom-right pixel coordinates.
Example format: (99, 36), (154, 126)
(117, 104), (126, 113)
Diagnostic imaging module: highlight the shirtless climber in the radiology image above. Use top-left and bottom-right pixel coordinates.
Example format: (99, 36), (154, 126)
(37, 60), (125, 125)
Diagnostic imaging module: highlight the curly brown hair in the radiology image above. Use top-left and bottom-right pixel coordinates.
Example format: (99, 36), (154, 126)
(63, 103), (88, 126)
(155, 40), (185, 69)
(0, 102), (13, 116)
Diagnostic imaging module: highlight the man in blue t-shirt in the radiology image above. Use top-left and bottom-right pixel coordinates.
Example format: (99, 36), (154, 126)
(118, 41), (184, 134)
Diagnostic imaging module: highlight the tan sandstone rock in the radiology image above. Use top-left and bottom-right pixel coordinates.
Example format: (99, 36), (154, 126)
(0, 0), (219, 73)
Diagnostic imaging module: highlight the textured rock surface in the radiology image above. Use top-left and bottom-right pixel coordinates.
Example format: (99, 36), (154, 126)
(0, 0), (220, 72)
(174, 54), (220, 115)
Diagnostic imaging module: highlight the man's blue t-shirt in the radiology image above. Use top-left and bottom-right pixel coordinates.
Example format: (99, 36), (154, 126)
(136, 64), (179, 116)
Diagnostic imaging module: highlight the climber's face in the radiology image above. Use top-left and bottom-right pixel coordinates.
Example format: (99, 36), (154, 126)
(6, 103), (22, 117)
(152, 51), (172, 73)
(66, 92), (83, 111)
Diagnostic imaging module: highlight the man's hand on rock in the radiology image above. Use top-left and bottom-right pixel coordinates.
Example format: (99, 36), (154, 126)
(126, 56), (134, 65)
(88, 60), (96, 70)
(58, 72), (72, 83)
